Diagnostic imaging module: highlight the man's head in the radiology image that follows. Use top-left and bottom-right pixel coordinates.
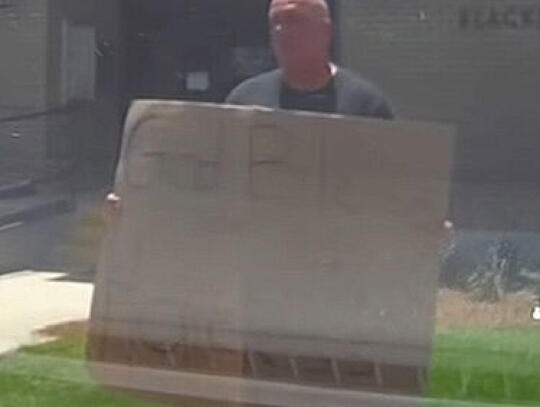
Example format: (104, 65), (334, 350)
(268, 0), (332, 74)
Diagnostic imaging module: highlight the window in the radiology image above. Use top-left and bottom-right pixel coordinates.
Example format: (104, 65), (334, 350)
(1, 1), (539, 406)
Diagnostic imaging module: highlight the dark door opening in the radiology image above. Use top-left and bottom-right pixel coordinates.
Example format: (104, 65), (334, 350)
(122, 0), (274, 105)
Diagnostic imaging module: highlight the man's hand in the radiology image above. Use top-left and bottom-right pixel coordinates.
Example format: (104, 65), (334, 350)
(102, 192), (122, 226)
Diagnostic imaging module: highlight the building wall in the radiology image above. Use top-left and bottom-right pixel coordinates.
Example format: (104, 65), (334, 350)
(339, 0), (540, 181)
(46, 0), (123, 176)
(0, 0), (123, 182)
(0, 0), (49, 178)
(338, 0), (540, 230)
(4, 0), (540, 229)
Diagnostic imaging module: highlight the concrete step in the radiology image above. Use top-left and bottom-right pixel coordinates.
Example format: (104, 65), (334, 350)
(0, 216), (73, 272)
(0, 189), (106, 275)
(0, 180), (36, 199)
(0, 195), (74, 228)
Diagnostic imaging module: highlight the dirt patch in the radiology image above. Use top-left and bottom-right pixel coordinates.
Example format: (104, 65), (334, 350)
(436, 289), (537, 329)
(36, 320), (88, 342)
(36, 289), (538, 343)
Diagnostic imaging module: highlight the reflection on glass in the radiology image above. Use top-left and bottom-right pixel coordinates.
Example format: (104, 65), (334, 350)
(1, 0), (540, 406)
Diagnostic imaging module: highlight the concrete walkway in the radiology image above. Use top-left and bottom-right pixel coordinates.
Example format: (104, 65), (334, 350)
(0, 271), (93, 354)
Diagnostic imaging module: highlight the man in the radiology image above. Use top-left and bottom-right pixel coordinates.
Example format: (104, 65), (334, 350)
(106, 0), (394, 214)
(226, 0), (394, 119)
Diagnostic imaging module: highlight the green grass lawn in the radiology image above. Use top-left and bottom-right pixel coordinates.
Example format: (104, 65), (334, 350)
(2, 328), (540, 407)
(0, 332), (165, 407)
(428, 329), (540, 405)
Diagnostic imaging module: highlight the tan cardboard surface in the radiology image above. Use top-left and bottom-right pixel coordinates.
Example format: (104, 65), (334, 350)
(90, 101), (454, 373)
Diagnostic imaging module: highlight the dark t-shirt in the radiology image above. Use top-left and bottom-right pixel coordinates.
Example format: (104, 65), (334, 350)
(225, 68), (394, 120)
(280, 77), (337, 113)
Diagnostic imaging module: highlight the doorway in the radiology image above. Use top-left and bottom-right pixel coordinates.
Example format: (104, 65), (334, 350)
(122, 0), (274, 104)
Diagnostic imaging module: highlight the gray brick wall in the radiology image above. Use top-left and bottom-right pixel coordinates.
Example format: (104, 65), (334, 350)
(338, 0), (540, 230)
(0, 0), (48, 177)
(338, 0), (540, 182)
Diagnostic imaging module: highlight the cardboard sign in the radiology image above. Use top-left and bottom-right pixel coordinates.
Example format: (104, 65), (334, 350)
(88, 101), (454, 403)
